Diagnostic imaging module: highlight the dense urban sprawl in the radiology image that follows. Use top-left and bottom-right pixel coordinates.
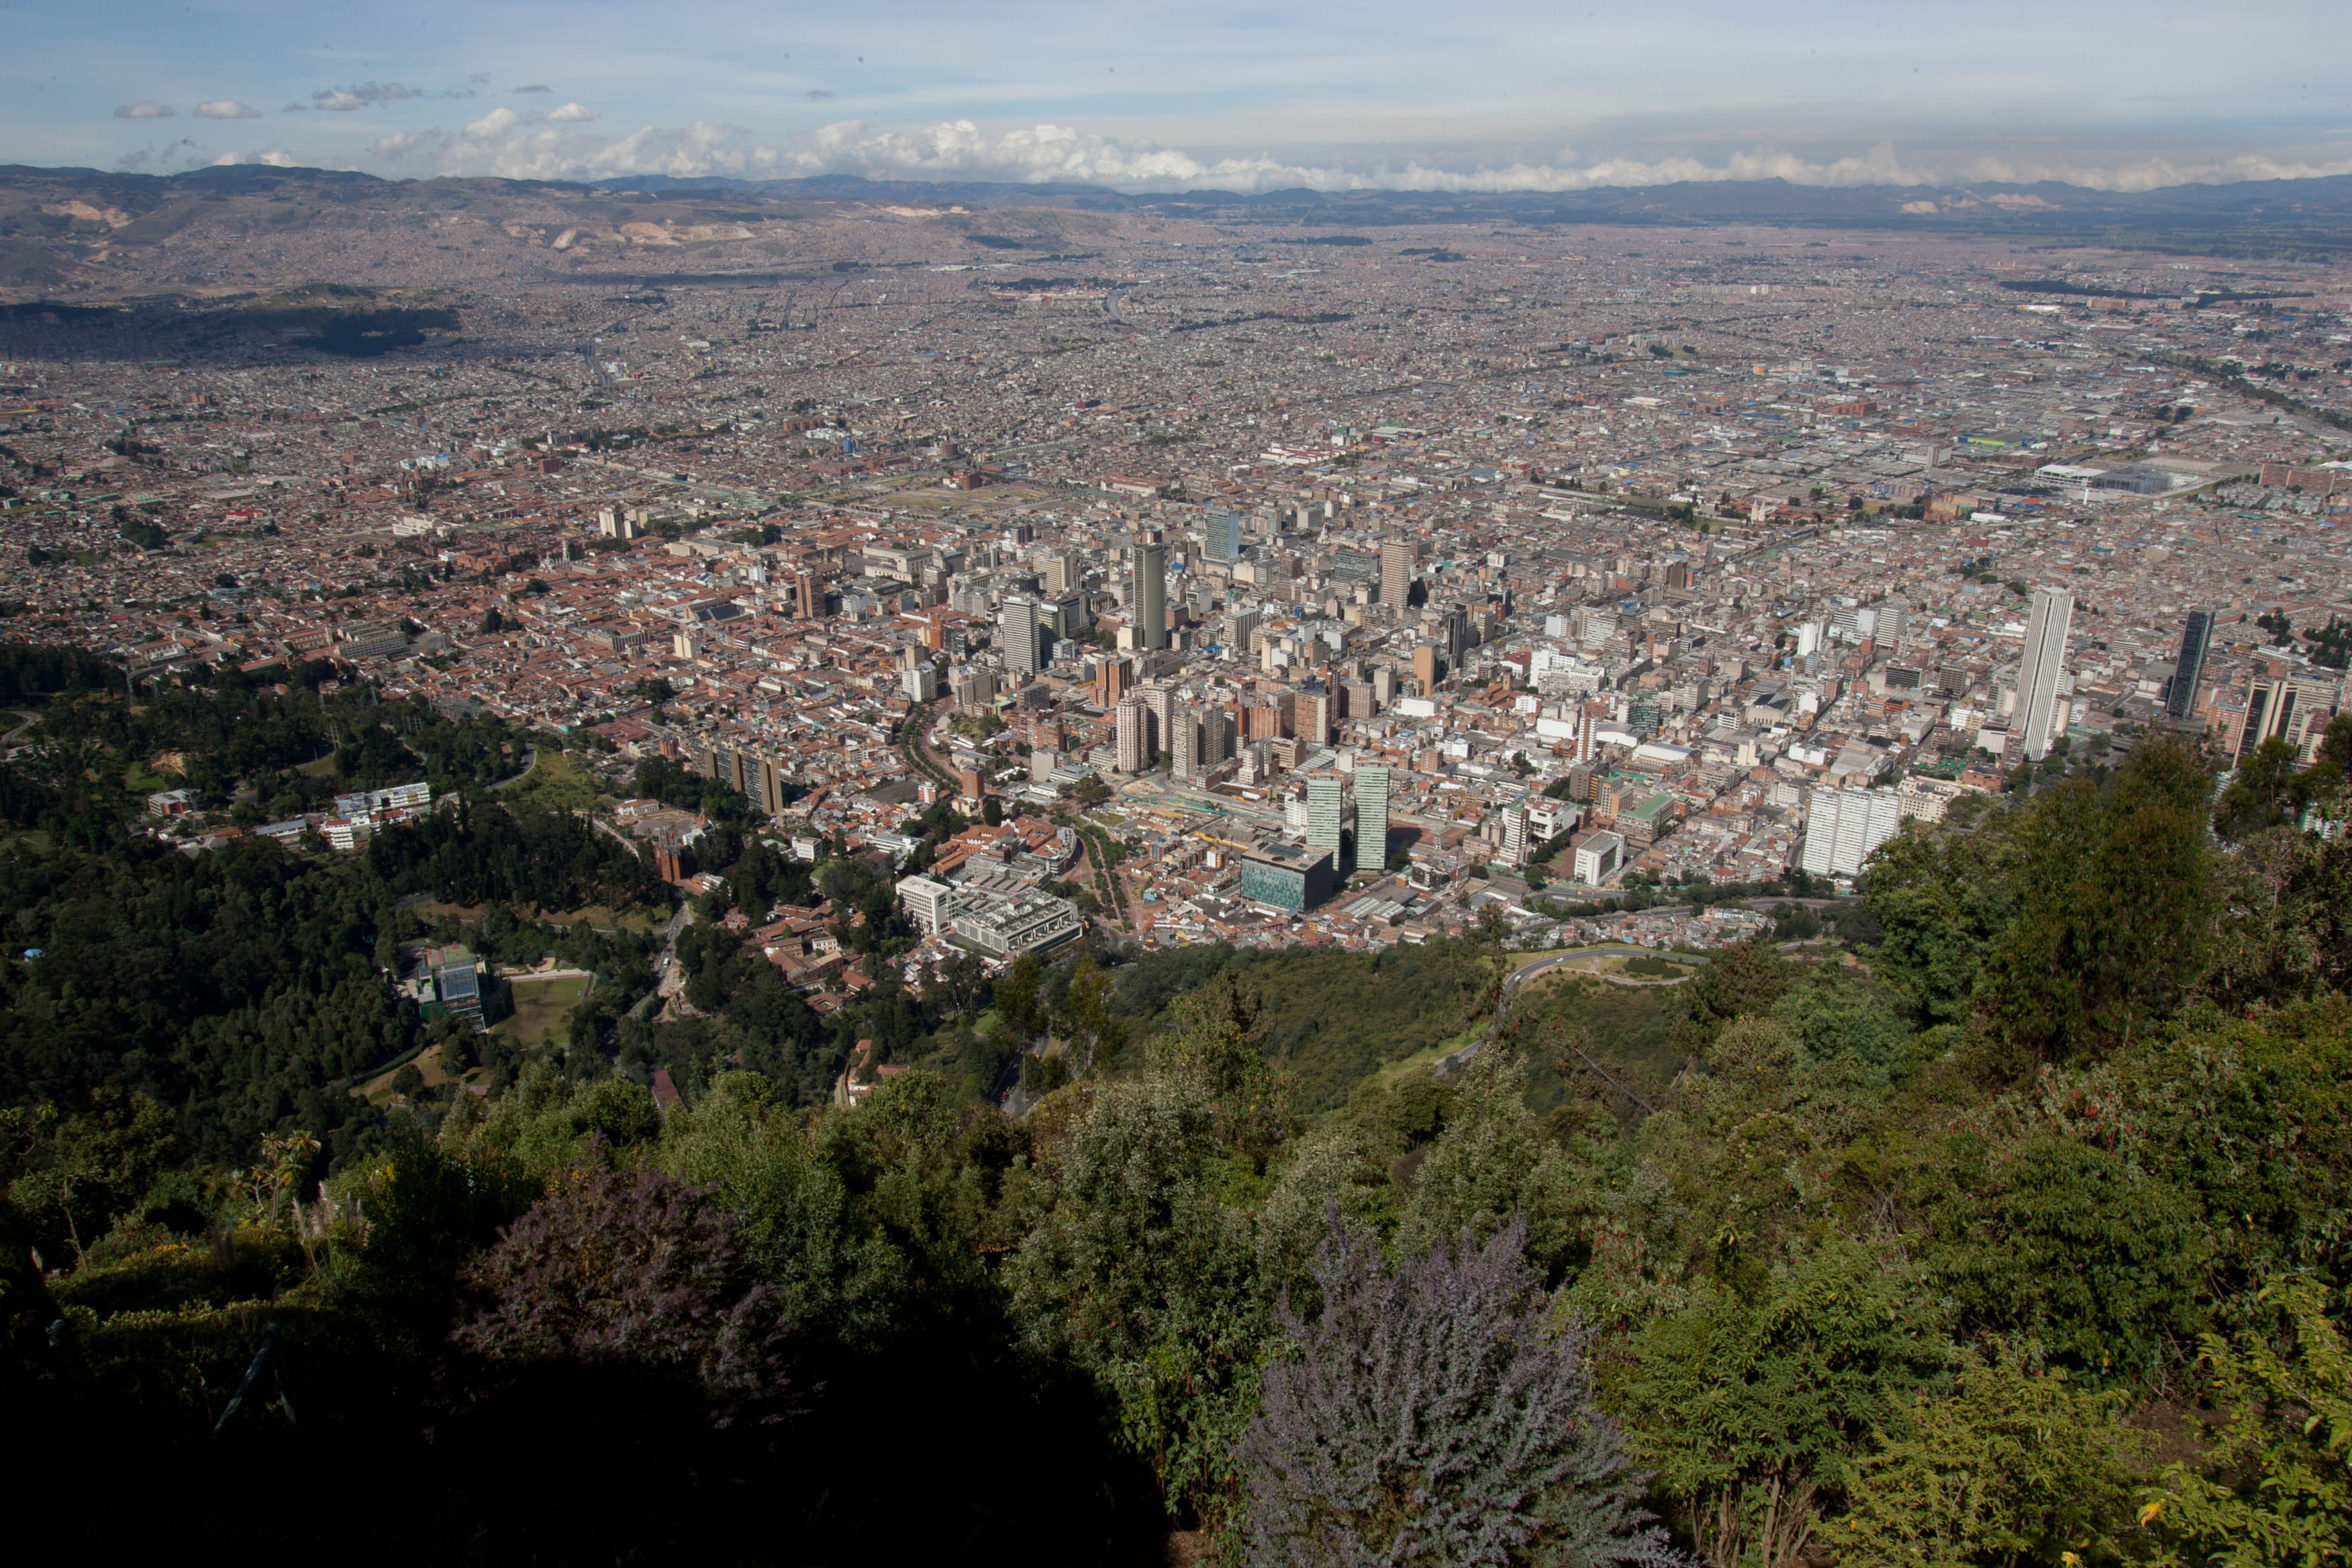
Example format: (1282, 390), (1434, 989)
(5, 175), (2348, 989)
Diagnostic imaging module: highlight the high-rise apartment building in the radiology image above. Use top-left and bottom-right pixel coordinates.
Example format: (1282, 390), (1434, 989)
(1379, 540), (1414, 607)
(1354, 765), (1391, 871)
(1198, 704), (1233, 771)
(1114, 698), (1155, 773)
(1800, 786), (1902, 877)
(1171, 703), (1202, 779)
(2016, 586), (2075, 761)
(1306, 772), (1351, 877)
(2232, 674), (2342, 763)
(1130, 536), (1168, 651)
(1203, 509), (1243, 563)
(2167, 609), (2212, 722)
(1137, 681), (1175, 746)
(1287, 689), (1332, 746)
(1441, 604), (1471, 665)
(1498, 804), (1530, 866)
(1096, 654), (1134, 707)
(949, 665), (997, 709)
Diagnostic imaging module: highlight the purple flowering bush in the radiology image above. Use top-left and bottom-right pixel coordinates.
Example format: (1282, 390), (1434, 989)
(1239, 1211), (1681, 1568)
(454, 1151), (796, 1412)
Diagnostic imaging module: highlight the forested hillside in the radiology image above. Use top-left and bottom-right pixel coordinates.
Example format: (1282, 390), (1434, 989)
(0, 648), (670, 1167)
(4, 639), (2352, 1564)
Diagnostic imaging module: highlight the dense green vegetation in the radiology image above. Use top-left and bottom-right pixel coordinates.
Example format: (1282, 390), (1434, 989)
(5, 638), (2352, 1565)
(0, 650), (671, 1177)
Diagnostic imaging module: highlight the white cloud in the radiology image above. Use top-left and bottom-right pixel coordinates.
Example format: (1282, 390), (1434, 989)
(313, 81), (424, 111)
(796, 123), (2352, 195)
(463, 105), (527, 140)
(212, 148), (297, 167)
(114, 101), (174, 119)
(374, 130), (444, 159)
(546, 103), (599, 124)
(423, 115), (779, 183)
(115, 138), (209, 174)
(193, 99), (261, 120)
(372, 109), (2352, 197)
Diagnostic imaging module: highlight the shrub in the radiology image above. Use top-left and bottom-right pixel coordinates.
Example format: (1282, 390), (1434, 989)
(1238, 1211), (1676, 1567)
(455, 1153), (796, 1410)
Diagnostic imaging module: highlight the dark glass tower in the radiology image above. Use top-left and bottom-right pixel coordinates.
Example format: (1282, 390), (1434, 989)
(2167, 609), (2211, 721)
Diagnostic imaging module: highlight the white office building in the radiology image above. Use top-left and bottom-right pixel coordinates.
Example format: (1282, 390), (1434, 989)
(1800, 785), (1903, 877)
(1573, 831), (1625, 885)
(997, 596), (1042, 677)
(895, 874), (960, 935)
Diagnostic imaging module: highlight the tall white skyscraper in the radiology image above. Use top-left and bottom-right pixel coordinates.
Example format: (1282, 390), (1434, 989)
(2017, 586), (2075, 761)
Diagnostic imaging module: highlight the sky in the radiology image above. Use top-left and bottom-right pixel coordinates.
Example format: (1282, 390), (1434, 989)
(6, 0), (2350, 193)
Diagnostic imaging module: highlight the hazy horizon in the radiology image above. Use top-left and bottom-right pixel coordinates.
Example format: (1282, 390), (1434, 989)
(7, 0), (2349, 195)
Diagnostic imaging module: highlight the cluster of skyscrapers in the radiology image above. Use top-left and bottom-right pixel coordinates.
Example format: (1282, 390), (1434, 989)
(1223, 765), (1395, 916)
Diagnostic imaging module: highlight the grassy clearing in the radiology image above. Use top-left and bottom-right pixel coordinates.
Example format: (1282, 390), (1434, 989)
(1365, 1030), (1474, 1089)
(499, 747), (606, 813)
(361, 1045), (438, 1101)
(360, 1046), (491, 1104)
(495, 973), (591, 1048)
(1519, 951), (1697, 987)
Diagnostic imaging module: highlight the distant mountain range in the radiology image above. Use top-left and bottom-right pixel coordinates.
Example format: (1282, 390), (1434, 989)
(591, 168), (2352, 246)
(1, 162), (2344, 307)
